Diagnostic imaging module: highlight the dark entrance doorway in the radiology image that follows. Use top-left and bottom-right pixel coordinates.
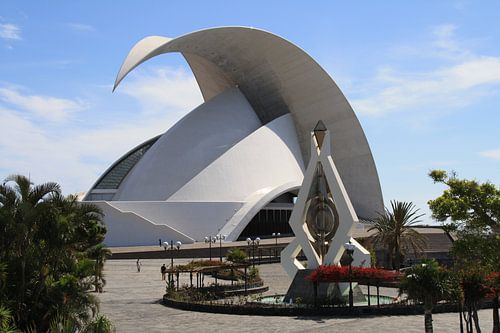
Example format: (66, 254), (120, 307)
(237, 192), (297, 240)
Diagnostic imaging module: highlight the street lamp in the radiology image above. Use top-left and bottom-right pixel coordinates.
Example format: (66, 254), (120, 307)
(163, 240), (182, 286)
(344, 241), (355, 308)
(272, 232), (281, 259)
(204, 236), (216, 261)
(216, 234), (226, 262)
(246, 237), (260, 268)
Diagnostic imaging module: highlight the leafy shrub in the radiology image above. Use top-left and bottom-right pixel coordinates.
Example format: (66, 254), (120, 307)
(248, 267), (260, 281)
(226, 248), (247, 263)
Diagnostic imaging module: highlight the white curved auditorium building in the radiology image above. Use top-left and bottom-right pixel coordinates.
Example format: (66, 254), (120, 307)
(84, 27), (383, 246)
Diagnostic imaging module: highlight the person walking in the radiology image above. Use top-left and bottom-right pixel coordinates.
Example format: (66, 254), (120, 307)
(161, 264), (167, 280)
(136, 259), (141, 272)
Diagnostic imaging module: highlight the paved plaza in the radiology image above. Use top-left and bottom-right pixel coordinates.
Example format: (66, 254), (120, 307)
(98, 259), (493, 332)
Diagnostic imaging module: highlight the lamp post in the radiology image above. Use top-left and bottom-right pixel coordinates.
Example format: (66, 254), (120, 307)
(272, 232), (281, 259)
(216, 234), (226, 262)
(204, 236), (216, 261)
(163, 240), (182, 287)
(246, 237), (260, 268)
(344, 241), (355, 309)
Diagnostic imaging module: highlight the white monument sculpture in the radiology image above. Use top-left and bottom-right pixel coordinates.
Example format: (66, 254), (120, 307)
(282, 121), (371, 302)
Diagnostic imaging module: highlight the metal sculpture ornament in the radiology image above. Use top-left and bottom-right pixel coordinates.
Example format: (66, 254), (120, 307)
(281, 121), (371, 278)
(305, 163), (339, 261)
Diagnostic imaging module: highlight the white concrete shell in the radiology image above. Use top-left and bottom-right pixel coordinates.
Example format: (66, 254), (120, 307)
(85, 27), (383, 246)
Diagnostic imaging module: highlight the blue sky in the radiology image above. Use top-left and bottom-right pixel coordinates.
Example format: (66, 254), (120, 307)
(1, 1), (499, 224)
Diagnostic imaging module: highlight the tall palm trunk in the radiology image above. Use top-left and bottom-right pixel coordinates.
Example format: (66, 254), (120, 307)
(386, 250), (393, 269)
(472, 305), (481, 333)
(393, 230), (398, 270)
(493, 295), (499, 333)
(424, 309), (433, 333)
(459, 303), (464, 333)
(394, 238), (401, 269)
(468, 307), (473, 333)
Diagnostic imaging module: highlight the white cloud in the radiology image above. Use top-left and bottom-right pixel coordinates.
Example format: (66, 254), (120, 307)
(0, 104), (182, 194)
(119, 67), (203, 113)
(67, 23), (95, 32)
(0, 23), (21, 40)
(479, 149), (500, 160)
(430, 24), (469, 59)
(0, 87), (86, 122)
(353, 56), (500, 116)
(351, 24), (500, 116)
(0, 66), (203, 194)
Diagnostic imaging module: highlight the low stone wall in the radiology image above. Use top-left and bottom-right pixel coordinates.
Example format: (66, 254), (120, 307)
(197, 280), (264, 293)
(223, 286), (269, 297)
(162, 297), (493, 317)
(110, 245), (286, 261)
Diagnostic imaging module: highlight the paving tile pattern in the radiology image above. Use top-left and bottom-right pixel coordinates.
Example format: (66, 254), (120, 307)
(98, 259), (493, 332)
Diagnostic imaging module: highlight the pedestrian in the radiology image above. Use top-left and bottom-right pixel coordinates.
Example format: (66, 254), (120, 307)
(136, 259), (141, 272)
(159, 238), (162, 247)
(161, 264), (167, 280)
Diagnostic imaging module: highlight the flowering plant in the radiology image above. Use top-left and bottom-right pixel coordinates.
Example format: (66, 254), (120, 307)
(305, 265), (401, 283)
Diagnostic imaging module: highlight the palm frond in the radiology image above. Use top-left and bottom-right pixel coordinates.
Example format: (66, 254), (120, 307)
(30, 182), (61, 205)
(368, 201), (427, 269)
(4, 174), (32, 202)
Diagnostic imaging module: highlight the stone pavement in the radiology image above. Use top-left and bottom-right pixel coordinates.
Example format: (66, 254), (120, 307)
(98, 259), (493, 332)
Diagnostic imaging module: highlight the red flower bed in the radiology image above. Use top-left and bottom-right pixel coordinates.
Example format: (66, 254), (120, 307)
(306, 265), (401, 284)
(485, 271), (500, 298)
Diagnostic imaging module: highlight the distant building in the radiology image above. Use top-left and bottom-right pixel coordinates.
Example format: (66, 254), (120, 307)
(353, 224), (454, 267)
(84, 27), (383, 246)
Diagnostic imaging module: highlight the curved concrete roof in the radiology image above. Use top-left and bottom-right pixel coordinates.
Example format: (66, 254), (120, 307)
(113, 27), (383, 219)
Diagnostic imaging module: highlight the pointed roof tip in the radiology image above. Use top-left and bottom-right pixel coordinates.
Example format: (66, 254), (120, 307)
(112, 77), (120, 92)
(112, 35), (173, 94)
(314, 120), (327, 132)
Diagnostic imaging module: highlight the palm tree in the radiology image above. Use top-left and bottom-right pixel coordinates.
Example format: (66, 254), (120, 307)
(83, 314), (115, 333)
(87, 244), (112, 292)
(0, 174), (60, 317)
(0, 306), (21, 333)
(368, 200), (427, 269)
(49, 313), (115, 333)
(400, 259), (452, 333)
(0, 174), (109, 331)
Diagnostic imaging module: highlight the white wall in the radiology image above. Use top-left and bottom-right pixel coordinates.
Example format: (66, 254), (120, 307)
(114, 87), (261, 201)
(95, 201), (193, 246)
(169, 113), (304, 202)
(96, 114), (306, 245)
(109, 201), (243, 242)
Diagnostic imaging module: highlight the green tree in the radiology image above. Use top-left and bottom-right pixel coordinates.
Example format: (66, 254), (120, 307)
(485, 272), (500, 333)
(457, 269), (491, 333)
(368, 201), (427, 269)
(449, 231), (500, 273)
(400, 260), (453, 333)
(428, 170), (500, 331)
(0, 174), (112, 331)
(428, 170), (499, 233)
(87, 244), (112, 293)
